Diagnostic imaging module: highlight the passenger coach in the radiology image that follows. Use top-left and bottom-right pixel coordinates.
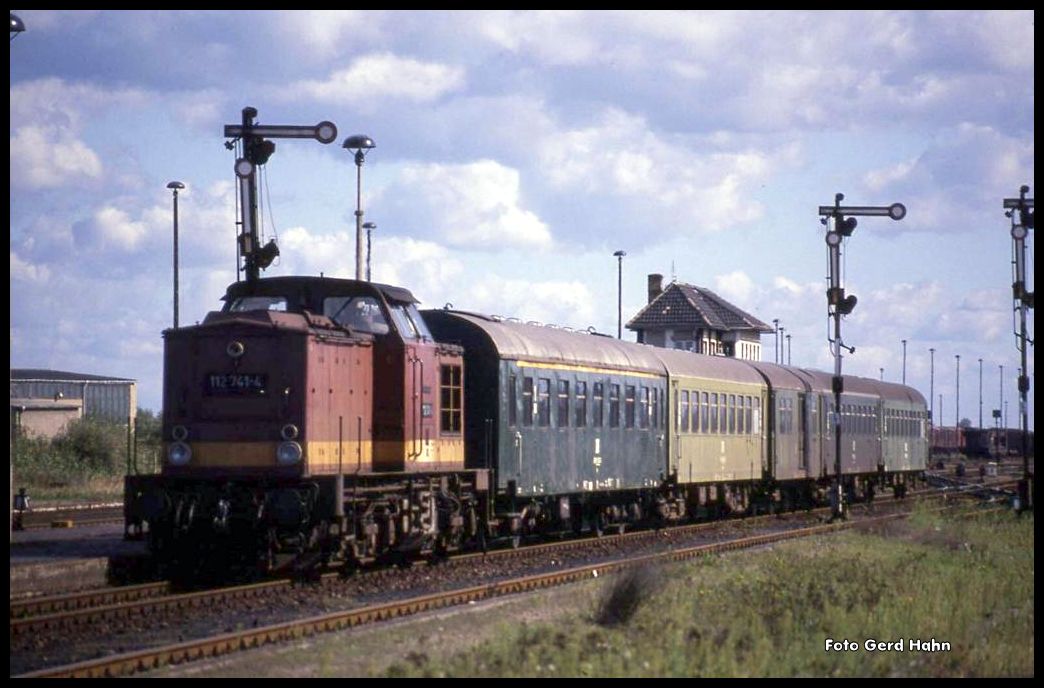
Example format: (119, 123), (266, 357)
(423, 310), (674, 535)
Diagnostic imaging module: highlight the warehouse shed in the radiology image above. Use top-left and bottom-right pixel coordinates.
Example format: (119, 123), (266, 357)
(9, 369), (137, 426)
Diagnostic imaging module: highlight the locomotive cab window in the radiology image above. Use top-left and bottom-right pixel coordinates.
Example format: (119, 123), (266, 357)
(440, 365), (462, 433)
(324, 296), (390, 335)
(229, 295), (287, 312)
(389, 304), (434, 341)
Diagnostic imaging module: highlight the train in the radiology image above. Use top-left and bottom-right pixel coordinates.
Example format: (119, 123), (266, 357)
(122, 107), (929, 575)
(931, 425), (1034, 459)
(123, 273), (930, 573)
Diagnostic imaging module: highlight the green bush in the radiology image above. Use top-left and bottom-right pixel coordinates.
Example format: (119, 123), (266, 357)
(11, 408), (163, 500)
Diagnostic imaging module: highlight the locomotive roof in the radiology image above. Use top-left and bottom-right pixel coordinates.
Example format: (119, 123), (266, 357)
(649, 347), (766, 385)
(423, 310), (665, 374)
(222, 276), (419, 307)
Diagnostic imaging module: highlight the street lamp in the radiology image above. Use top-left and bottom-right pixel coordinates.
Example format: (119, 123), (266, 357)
(786, 333), (792, 366)
(343, 134), (376, 281)
(978, 358), (983, 429)
(772, 319), (780, 364)
(613, 250), (626, 339)
(929, 348), (936, 427)
(10, 13), (25, 41)
(166, 181), (185, 329)
(901, 339), (907, 384)
(363, 222), (376, 282)
(955, 354), (960, 432)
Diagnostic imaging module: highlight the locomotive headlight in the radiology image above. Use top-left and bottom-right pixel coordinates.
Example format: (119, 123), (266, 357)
(227, 340), (246, 359)
(277, 441), (303, 465)
(280, 423), (299, 440)
(168, 441), (192, 465)
(171, 425), (189, 441)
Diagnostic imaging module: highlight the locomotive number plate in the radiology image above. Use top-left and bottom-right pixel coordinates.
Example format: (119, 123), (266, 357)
(206, 373), (267, 395)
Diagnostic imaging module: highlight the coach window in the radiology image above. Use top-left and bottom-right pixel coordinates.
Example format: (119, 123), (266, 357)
(728, 394), (737, 434)
(753, 397), (761, 435)
(593, 382), (604, 427)
(639, 386), (650, 429)
(537, 378), (551, 427)
(625, 385), (636, 429)
(652, 388), (661, 429)
(440, 365), (462, 433)
(522, 377), (534, 426)
(575, 381), (587, 427)
(508, 375), (517, 427)
(700, 392), (709, 433)
(680, 391), (690, 433)
(709, 393), (718, 433)
(557, 380), (570, 428)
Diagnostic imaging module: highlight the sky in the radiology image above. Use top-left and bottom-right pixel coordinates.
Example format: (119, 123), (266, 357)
(9, 10), (1035, 429)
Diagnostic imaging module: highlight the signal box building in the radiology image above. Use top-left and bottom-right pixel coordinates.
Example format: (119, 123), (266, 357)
(626, 274), (773, 361)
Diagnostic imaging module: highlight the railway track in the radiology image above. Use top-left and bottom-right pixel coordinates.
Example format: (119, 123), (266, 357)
(12, 504), (123, 530)
(11, 481), (1016, 625)
(12, 487), (1009, 678)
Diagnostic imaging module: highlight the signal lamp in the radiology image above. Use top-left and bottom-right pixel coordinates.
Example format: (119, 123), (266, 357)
(257, 239), (280, 269)
(248, 138), (276, 165)
(837, 216), (858, 236)
(838, 294), (858, 315)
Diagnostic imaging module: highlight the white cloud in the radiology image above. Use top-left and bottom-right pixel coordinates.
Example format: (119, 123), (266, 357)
(291, 53), (465, 106)
(538, 108), (777, 232)
(10, 125), (103, 189)
(386, 160), (552, 250)
(10, 251), (51, 283)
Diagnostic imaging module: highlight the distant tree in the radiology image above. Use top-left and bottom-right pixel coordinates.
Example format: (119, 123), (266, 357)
(959, 418), (973, 429)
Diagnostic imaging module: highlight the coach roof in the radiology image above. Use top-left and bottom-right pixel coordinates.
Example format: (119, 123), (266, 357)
(424, 311), (665, 374)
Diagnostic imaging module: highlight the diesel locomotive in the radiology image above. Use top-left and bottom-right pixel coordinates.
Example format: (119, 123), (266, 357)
(122, 108), (929, 574)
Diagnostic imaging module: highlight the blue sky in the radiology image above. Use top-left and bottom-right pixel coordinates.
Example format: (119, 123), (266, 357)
(9, 10), (1034, 428)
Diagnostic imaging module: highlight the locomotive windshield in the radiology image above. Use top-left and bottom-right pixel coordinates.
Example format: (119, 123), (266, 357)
(389, 304), (433, 341)
(323, 296), (390, 335)
(229, 296), (287, 312)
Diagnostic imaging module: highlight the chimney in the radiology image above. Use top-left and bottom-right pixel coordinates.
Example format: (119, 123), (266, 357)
(647, 273), (664, 304)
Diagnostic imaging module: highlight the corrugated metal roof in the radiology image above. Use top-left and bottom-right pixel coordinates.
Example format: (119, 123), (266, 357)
(626, 283), (773, 333)
(427, 312), (665, 373)
(10, 369), (135, 383)
(650, 348), (766, 385)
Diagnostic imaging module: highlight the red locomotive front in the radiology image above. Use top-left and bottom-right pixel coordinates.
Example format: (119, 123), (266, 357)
(125, 276), (486, 574)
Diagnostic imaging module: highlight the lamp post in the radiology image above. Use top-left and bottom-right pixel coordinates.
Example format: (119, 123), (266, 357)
(363, 222), (376, 282)
(999, 364), (1004, 429)
(955, 354), (960, 432)
(166, 181), (185, 329)
(786, 333), (791, 366)
(901, 339), (907, 384)
(343, 134), (376, 281)
(772, 319), (780, 364)
(978, 358), (983, 429)
(613, 250), (626, 339)
(10, 13), (25, 40)
(929, 348), (936, 427)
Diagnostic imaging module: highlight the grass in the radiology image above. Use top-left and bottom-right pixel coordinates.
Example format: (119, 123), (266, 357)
(11, 413), (161, 505)
(383, 506), (1033, 678)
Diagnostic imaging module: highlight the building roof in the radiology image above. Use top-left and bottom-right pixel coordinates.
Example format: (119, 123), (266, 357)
(10, 369), (136, 383)
(626, 282), (773, 333)
(10, 397), (84, 411)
